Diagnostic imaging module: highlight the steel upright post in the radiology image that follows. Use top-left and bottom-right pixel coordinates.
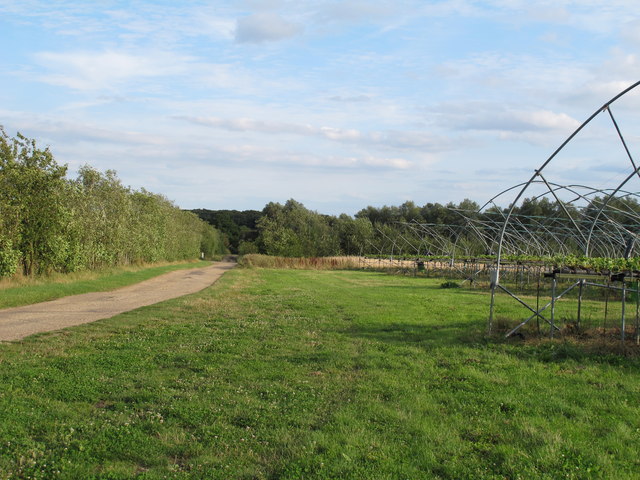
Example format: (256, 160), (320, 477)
(536, 271), (541, 335)
(604, 278), (610, 335)
(636, 280), (639, 345)
(488, 268), (499, 334)
(550, 274), (557, 338)
(621, 278), (626, 342)
(577, 279), (584, 330)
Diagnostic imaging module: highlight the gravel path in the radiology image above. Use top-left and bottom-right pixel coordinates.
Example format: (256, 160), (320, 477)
(0, 260), (236, 342)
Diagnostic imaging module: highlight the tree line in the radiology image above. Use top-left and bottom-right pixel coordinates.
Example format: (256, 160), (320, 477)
(0, 128), (226, 277)
(196, 194), (640, 259)
(195, 198), (486, 257)
(191, 209), (261, 254)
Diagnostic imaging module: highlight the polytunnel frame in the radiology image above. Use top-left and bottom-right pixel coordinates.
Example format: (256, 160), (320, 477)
(479, 182), (640, 258)
(487, 80), (640, 335)
(358, 217), (497, 278)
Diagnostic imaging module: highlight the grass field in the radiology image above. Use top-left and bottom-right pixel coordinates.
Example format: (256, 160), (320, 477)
(0, 267), (639, 479)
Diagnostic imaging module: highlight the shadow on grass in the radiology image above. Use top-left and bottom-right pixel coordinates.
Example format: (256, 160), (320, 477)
(344, 318), (640, 369)
(480, 321), (640, 367)
(371, 283), (474, 291)
(497, 335), (640, 367)
(343, 321), (484, 351)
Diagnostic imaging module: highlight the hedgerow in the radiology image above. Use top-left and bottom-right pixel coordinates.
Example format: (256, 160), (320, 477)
(0, 128), (226, 276)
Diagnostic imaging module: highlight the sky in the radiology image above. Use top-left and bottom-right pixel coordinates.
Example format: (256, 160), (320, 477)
(2, 0), (640, 215)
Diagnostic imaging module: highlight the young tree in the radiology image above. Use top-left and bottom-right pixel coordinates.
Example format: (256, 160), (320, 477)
(0, 128), (69, 274)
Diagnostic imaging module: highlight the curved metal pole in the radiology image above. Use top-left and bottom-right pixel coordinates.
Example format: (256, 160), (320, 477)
(489, 80), (640, 333)
(585, 166), (640, 256)
(495, 80), (640, 281)
(606, 106), (640, 180)
(478, 182), (528, 213)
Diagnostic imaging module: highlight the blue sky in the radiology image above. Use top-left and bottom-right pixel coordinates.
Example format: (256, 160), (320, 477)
(2, 1), (640, 215)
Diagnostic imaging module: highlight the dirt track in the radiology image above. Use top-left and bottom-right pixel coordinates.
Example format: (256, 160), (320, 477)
(0, 260), (236, 342)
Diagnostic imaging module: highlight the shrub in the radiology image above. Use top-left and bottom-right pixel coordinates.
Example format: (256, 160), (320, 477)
(0, 238), (20, 277)
(238, 241), (259, 255)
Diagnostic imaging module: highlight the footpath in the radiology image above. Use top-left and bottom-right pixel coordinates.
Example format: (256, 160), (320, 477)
(0, 260), (236, 341)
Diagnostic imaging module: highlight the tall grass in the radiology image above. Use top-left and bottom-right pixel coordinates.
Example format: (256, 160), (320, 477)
(239, 254), (362, 270)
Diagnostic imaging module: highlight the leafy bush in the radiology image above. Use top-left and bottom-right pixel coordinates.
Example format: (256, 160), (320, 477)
(0, 237), (20, 277)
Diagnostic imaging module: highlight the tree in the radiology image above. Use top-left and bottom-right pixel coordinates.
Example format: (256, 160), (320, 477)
(336, 214), (374, 255)
(0, 128), (69, 274)
(257, 199), (340, 257)
(399, 200), (423, 223)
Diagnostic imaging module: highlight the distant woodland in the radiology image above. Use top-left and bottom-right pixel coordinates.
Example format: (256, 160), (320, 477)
(195, 194), (640, 260)
(193, 198), (488, 257)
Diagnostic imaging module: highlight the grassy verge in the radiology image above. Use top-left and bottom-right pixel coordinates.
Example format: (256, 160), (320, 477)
(0, 260), (210, 309)
(0, 268), (638, 478)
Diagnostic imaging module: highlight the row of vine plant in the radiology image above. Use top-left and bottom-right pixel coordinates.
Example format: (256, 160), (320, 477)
(361, 253), (640, 274)
(0, 128), (226, 277)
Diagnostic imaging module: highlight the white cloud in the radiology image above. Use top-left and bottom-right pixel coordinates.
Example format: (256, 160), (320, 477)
(538, 31), (566, 45)
(4, 0), (640, 214)
(174, 115), (456, 152)
(190, 63), (259, 93)
(443, 0), (640, 35)
(243, 0), (285, 10)
(0, 110), (167, 147)
(621, 19), (640, 44)
(34, 50), (189, 91)
(525, 5), (570, 23)
(0, 2), (238, 44)
(568, 80), (640, 104)
(235, 12), (302, 43)
(174, 115), (315, 135)
(560, 54), (640, 110)
(361, 156), (412, 169)
(216, 143), (412, 170)
(320, 126), (361, 141)
(109, 7), (237, 43)
(502, 110), (579, 132)
(315, 1), (394, 22)
(599, 50), (640, 82)
(427, 102), (580, 134)
(328, 94), (372, 102)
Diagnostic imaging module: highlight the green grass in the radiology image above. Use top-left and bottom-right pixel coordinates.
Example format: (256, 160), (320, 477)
(0, 268), (639, 479)
(491, 276), (639, 339)
(0, 261), (210, 309)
